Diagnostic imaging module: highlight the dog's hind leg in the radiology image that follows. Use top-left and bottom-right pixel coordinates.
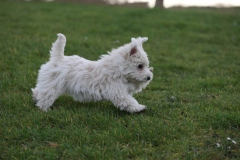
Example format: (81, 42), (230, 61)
(32, 88), (61, 111)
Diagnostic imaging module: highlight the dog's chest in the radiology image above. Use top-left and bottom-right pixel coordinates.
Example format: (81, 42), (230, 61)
(126, 83), (140, 94)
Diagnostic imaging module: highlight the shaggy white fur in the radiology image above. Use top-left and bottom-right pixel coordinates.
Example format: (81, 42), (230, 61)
(32, 33), (153, 113)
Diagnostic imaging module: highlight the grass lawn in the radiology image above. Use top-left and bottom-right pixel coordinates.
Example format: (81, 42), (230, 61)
(0, 1), (240, 159)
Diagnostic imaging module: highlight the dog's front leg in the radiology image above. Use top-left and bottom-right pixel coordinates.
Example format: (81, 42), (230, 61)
(110, 94), (146, 113)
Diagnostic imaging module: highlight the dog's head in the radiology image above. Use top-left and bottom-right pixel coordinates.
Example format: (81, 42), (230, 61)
(121, 37), (153, 84)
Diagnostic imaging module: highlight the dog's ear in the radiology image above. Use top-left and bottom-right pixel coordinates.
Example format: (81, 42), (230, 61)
(131, 38), (137, 43)
(130, 46), (137, 56)
(149, 67), (153, 72)
(140, 37), (148, 44)
(130, 38), (138, 56)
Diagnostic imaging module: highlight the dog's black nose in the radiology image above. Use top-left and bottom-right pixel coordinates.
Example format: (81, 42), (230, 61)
(147, 76), (151, 81)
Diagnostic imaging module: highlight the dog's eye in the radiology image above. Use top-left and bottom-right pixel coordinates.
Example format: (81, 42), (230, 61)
(138, 64), (143, 69)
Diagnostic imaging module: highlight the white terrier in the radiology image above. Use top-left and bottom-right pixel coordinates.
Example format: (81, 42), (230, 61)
(32, 33), (153, 113)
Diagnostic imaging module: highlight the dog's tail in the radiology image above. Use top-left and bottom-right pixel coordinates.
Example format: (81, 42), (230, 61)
(50, 33), (66, 60)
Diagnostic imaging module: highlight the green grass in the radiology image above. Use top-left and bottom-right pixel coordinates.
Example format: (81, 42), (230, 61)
(1, 1), (240, 159)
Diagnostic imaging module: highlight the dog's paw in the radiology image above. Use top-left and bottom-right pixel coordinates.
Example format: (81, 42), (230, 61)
(127, 104), (146, 113)
(135, 104), (146, 112)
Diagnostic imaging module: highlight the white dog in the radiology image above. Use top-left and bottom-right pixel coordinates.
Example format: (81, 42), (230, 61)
(32, 33), (153, 113)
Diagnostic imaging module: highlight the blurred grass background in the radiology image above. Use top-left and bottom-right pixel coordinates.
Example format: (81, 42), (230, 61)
(0, 1), (240, 159)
